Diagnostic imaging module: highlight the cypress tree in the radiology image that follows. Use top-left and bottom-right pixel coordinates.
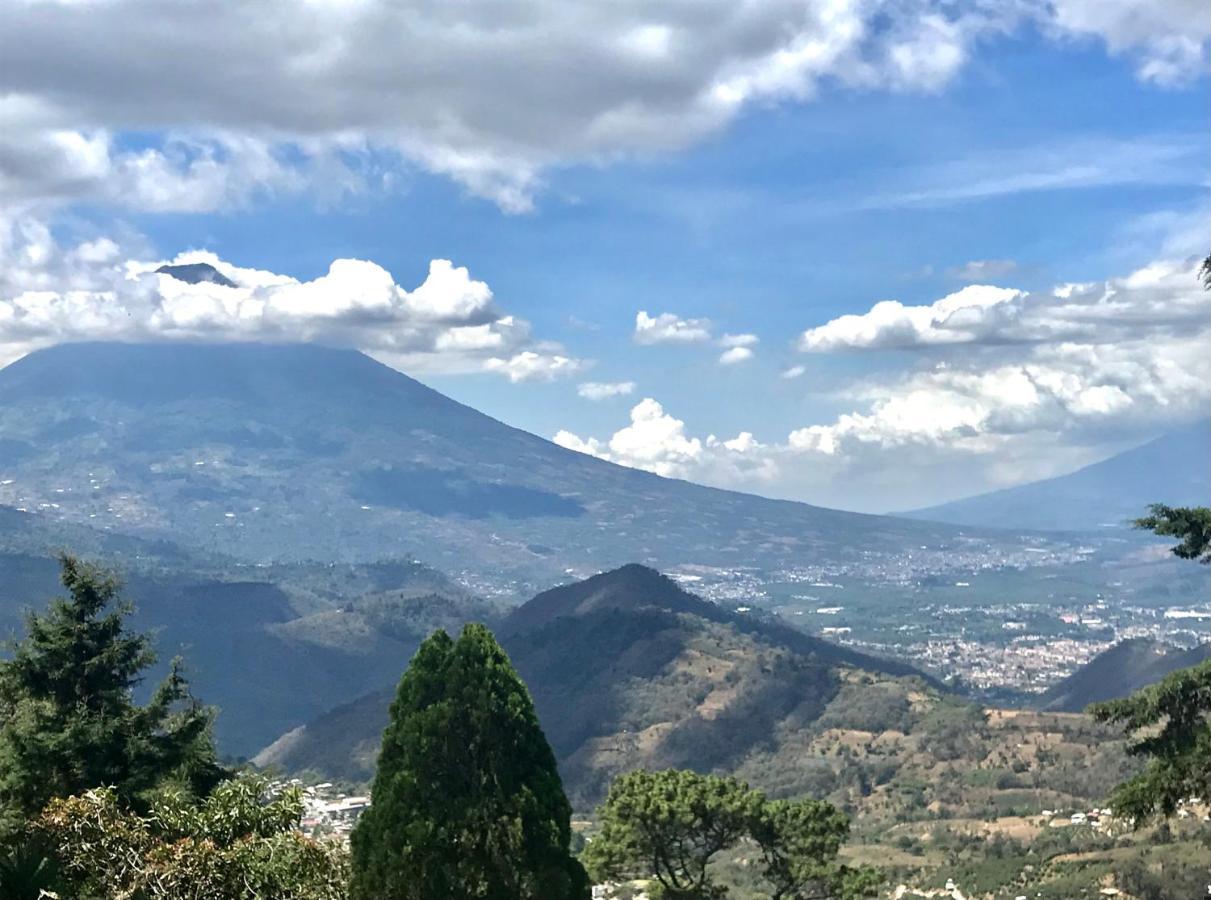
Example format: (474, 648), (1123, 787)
(0, 555), (227, 837)
(350, 623), (588, 900)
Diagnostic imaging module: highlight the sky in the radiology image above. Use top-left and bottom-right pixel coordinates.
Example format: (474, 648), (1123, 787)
(1, 0), (1208, 512)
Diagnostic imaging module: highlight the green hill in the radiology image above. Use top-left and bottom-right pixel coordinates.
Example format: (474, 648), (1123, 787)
(1036, 637), (1211, 712)
(255, 564), (935, 805)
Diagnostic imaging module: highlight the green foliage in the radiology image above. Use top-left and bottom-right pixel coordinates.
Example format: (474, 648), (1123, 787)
(34, 777), (349, 899)
(0, 833), (67, 899)
(0, 555), (227, 837)
(1089, 657), (1211, 822)
(349, 624), (588, 900)
(1133, 503), (1211, 563)
(584, 770), (875, 900)
(750, 798), (878, 900)
(584, 770), (761, 899)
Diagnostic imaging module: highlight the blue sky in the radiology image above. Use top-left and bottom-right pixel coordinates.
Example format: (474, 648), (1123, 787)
(1, 1), (1208, 510)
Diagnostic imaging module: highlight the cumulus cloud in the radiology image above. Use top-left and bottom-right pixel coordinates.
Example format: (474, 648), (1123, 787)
(781, 365), (807, 379)
(717, 332), (758, 364)
(799, 285), (1024, 351)
(799, 259), (1209, 351)
(555, 398), (777, 484)
(634, 310), (712, 344)
(718, 346), (754, 365)
(0, 215), (580, 377)
(559, 254), (1211, 510)
(555, 398), (701, 478)
(1, 0), (1202, 211)
(578, 381), (636, 400)
(484, 350), (584, 383)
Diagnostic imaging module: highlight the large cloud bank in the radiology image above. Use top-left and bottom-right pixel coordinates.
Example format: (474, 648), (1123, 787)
(0, 215), (579, 377)
(2, 0), (1206, 212)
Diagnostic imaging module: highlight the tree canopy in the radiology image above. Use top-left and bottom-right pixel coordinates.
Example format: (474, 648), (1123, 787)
(34, 776), (348, 899)
(1090, 658), (1211, 822)
(1089, 502), (1211, 822)
(583, 769), (876, 900)
(0, 555), (227, 837)
(349, 623), (588, 900)
(1134, 503), (1211, 563)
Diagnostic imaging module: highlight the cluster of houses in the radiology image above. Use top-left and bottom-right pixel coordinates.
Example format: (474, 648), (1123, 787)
(269, 778), (371, 841)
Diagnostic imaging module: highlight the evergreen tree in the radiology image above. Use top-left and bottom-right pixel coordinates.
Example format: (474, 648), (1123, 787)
(0, 555), (226, 837)
(1089, 502), (1211, 821)
(1134, 503), (1211, 563)
(349, 623), (588, 900)
(584, 770), (876, 900)
(583, 769), (759, 900)
(1090, 655), (1211, 821)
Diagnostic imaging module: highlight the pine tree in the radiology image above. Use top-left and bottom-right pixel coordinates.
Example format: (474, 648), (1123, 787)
(0, 555), (226, 837)
(349, 623), (588, 900)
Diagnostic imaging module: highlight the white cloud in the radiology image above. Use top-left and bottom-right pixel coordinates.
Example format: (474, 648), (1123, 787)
(1045, 0), (1211, 85)
(484, 350), (584, 383)
(634, 310), (712, 344)
(800, 258), (1209, 351)
(578, 381), (636, 400)
(718, 346), (754, 365)
(2, 1), (1201, 211)
(0, 215), (579, 377)
(718, 333), (759, 348)
(800, 285), (1023, 351)
(558, 253), (1211, 510)
(781, 365), (807, 379)
(556, 398), (703, 478)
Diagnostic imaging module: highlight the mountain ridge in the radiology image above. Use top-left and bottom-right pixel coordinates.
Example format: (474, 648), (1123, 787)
(0, 341), (1030, 592)
(904, 420), (1210, 532)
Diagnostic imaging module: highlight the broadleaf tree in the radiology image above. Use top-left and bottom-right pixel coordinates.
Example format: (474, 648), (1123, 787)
(0, 555), (227, 838)
(35, 777), (349, 899)
(349, 623), (588, 900)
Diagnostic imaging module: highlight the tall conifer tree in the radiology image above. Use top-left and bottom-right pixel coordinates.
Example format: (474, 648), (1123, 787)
(350, 624), (588, 900)
(0, 556), (226, 837)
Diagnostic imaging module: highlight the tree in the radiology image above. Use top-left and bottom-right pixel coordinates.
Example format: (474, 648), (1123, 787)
(349, 624), (588, 900)
(1088, 502), (1211, 821)
(584, 770), (760, 899)
(33, 776), (349, 899)
(1134, 503), (1211, 563)
(750, 798), (879, 900)
(0, 555), (227, 837)
(1090, 659), (1211, 821)
(584, 770), (876, 900)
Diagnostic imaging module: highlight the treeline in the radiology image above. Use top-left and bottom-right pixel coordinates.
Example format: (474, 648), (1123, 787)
(0, 557), (874, 899)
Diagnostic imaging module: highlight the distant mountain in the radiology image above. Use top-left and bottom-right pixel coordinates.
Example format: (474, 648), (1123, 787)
(905, 421), (1210, 531)
(1036, 638), (1211, 713)
(0, 341), (1030, 592)
(255, 564), (934, 805)
(155, 262), (238, 287)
